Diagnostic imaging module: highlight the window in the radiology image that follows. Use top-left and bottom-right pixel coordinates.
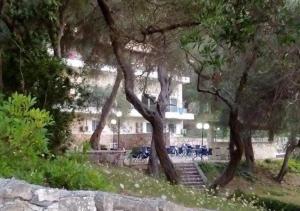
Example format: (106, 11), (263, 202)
(142, 94), (156, 109)
(135, 122), (143, 133)
(92, 120), (99, 131)
(146, 123), (152, 133)
(168, 123), (176, 134)
(169, 98), (177, 112)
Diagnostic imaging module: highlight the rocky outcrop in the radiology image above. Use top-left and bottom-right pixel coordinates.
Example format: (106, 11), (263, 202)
(0, 178), (208, 211)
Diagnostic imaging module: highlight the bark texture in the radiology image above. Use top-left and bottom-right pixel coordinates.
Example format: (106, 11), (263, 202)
(0, 49), (3, 91)
(151, 117), (178, 182)
(268, 129), (275, 142)
(243, 129), (255, 172)
(148, 136), (159, 177)
(90, 70), (123, 150)
(212, 111), (244, 188)
(276, 139), (300, 182)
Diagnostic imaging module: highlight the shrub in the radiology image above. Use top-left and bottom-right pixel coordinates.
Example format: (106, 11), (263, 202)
(42, 154), (113, 191)
(0, 93), (52, 159)
(0, 93), (112, 192)
(287, 159), (300, 173)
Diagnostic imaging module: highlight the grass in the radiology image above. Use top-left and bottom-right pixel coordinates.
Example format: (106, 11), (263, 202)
(3, 150), (299, 210)
(198, 159), (300, 210)
(97, 163), (262, 211)
(0, 152), (263, 211)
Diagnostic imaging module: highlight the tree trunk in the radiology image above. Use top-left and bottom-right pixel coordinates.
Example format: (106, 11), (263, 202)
(151, 116), (179, 184)
(268, 129), (275, 142)
(96, 0), (178, 183)
(212, 111), (244, 188)
(243, 129), (255, 173)
(276, 138), (299, 182)
(148, 137), (159, 177)
(90, 70), (123, 150)
(0, 49), (3, 91)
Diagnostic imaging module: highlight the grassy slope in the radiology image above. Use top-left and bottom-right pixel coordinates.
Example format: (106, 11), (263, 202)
(199, 159), (300, 208)
(0, 153), (262, 211)
(97, 163), (261, 211)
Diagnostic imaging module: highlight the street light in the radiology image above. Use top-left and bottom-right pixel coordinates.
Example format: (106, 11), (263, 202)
(116, 111), (122, 149)
(196, 122), (210, 146)
(111, 119), (117, 149)
(215, 127), (220, 142)
(111, 119), (117, 125)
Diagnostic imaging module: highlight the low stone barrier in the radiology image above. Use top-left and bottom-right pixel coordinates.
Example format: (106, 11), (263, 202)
(210, 141), (278, 160)
(0, 178), (207, 211)
(87, 150), (127, 166)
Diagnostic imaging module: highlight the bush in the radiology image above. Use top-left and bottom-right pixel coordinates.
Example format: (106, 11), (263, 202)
(0, 93), (52, 159)
(43, 154), (113, 190)
(0, 93), (113, 191)
(287, 159), (300, 173)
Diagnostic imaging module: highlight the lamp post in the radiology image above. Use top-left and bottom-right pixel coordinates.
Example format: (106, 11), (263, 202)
(196, 122), (210, 146)
(215, 127), (220, 142)
(116, 111), (122, 149)
(111, 119), (117, 149)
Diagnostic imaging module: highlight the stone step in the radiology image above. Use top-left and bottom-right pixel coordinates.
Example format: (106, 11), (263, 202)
(180, 173), (199, 177)
(182, 181), (204, 185)
(181, 175), (203, 179)
(175, 164), (195, 167)
(178, 168), (198, 171)
(181, 178), (203, 183)
(179, 171), (199, 174)
(178, 167), (197, 171)
(181, 177), (203, 181)
(175, 162), (206, 189)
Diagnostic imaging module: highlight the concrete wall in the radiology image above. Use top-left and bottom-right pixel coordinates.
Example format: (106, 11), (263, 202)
(210, 141), (278, 160)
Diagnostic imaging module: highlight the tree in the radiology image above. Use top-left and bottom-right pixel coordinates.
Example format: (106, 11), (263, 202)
(182, 0), (281, 187)
(0, 0), (85, 152)
(95, 0), (201, 183)
(90, 70), (123, 150)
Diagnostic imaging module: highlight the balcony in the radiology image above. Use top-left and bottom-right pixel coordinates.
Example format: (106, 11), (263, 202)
(129, 108), (194, 120)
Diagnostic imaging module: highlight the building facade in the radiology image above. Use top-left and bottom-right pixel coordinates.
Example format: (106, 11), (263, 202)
(67, 55), (195, 148)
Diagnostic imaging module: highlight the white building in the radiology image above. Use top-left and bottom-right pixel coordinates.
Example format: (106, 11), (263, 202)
(66, 51), (194, 147)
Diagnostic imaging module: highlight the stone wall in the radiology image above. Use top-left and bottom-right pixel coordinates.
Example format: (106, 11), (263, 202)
(87, 150), (126, 166)
(0, 178), (206, 211)
(210, 141), (278, 160)
(115, 133), (171, 149)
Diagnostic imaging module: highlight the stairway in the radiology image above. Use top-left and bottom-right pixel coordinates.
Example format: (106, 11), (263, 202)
(175, 162), (206, 189)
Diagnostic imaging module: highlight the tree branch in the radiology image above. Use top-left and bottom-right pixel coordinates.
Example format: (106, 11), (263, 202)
(97, 0), (154, 120)
(142, 21), (200, 35)
(197, 73), (233, 110)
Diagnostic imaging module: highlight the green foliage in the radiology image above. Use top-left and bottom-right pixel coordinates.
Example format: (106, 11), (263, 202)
(0, 94), (112, 191)
(286, 159), (300, 173)
(0, 153), (113, 191)
(42, 154), (113, 190)
(260, 159), (300, 174)
(0, 93), (52, 159)
(199, 162), (256, 182)
(1, 0), (90, 152)
(199, 162), (226, 181)
(234, 190), (300, 211)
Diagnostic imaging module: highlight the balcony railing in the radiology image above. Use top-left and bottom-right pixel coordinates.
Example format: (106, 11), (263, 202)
(167, 106), (188, 113)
